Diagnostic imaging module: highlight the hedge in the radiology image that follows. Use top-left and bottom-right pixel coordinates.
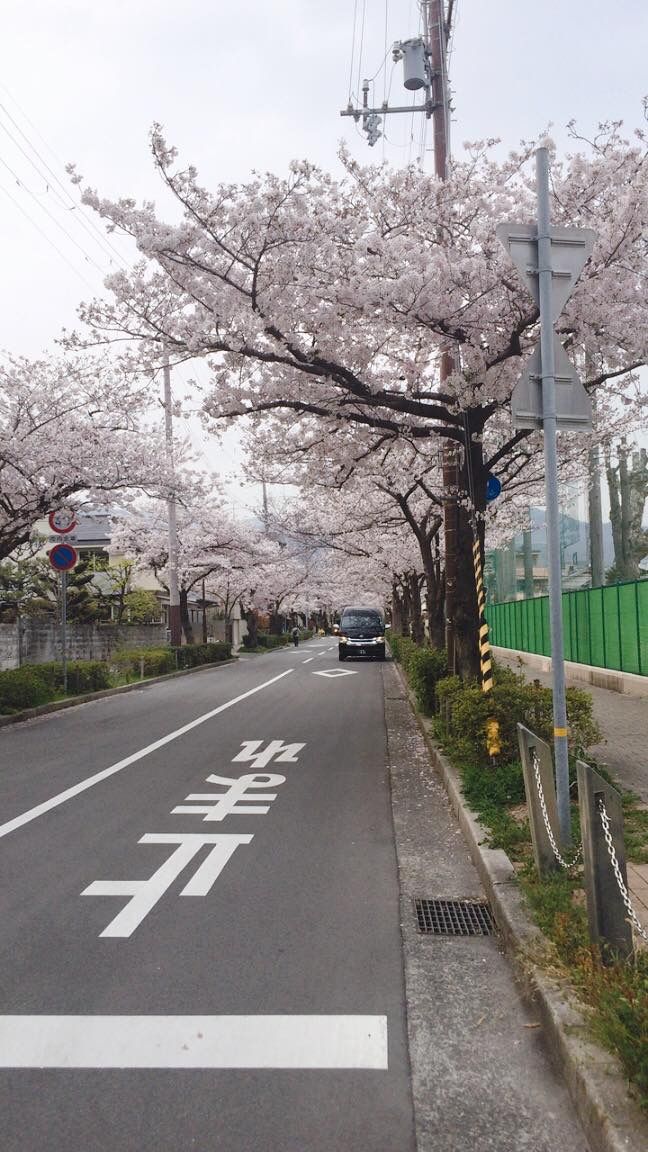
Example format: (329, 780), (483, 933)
(174, 642), (231, 667)
(256, 634), (291, 649)
(112, 643), (231, 678)
(388, 636), (447, 713)
(435, 663), (600, 766)
(0, 659), (111, 714)
(0, 644), (232, 714)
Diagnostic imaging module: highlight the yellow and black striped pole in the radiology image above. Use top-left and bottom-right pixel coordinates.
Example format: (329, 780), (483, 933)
(472, 534), (501, 756)
(473, 536), (493, 693)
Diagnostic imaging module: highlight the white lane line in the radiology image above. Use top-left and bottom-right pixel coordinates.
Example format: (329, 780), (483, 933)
(0, 1015), (388, 1069)
(302, 657), (315, 664)
(0, 670), (294, 841)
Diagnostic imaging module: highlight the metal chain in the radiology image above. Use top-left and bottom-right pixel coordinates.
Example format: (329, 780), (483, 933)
(530, 748), (583, 870)
(597, 799), (648, 943)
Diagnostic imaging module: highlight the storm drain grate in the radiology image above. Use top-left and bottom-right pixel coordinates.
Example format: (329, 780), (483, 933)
(414, 897), (494, 936)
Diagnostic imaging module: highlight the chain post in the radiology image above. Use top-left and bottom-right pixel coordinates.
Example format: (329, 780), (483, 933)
(518, 725), (564, 874)
(597, 801), (648, 944)
(576, 760), (634, 963)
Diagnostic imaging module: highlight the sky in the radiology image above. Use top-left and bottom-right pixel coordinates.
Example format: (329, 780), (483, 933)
(1, 0), (646, 513)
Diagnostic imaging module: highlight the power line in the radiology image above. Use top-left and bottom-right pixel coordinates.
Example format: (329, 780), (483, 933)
(348, 0), (360, 104)
(0, 179), (95, 288)
(0, 89), (130, 270)
(0, 151), (108, 274)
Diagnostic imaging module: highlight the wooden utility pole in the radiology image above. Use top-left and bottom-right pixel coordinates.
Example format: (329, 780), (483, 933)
(427, 0), (459, 670)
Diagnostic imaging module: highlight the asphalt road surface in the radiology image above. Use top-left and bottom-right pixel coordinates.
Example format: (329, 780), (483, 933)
(0, 639), (416, 1151)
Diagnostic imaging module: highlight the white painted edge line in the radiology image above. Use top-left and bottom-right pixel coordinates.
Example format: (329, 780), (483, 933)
(0, 670), (294, 841)
(0, 1015), (388, 1069)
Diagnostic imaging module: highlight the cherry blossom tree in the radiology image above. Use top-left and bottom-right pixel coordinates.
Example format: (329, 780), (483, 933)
(112, 493), (254, 643)
(266, 480), (420, 634)
(73, 117), (648, 675)
(0, 353), (174, 562)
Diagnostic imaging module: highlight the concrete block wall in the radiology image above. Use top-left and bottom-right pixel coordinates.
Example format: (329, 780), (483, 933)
(0, 622), (167, 671)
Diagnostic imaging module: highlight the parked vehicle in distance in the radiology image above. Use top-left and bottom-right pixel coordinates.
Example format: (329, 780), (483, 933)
(338, 606), (385, 661)
(332, 622), (340, 635)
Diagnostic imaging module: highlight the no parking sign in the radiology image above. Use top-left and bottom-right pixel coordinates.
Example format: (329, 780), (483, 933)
(48, 543), (78, 571)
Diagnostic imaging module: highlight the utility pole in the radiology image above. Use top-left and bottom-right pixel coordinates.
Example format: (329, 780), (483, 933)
(427, 0), (459, 670)
(340, 1), (460, 667)
(163, 351), (182, 647)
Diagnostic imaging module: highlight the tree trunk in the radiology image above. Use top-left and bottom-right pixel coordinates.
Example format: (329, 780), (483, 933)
(269, 607), (283, 634)
(180, 587), (194, 644)
(449, 418), (484, 681)
(391, 578), (404, 635)
(408, 572), (425, 645)
(605, 444), (642, 581)
(420, 535), (445, 649)
(245, 608), (258, 647)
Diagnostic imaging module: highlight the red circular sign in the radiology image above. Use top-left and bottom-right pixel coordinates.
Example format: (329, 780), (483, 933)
(48, 543), (78, 571)
(49, 508), (77, 534)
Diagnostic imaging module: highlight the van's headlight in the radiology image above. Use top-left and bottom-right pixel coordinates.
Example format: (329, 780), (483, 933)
(339, 635), (348, 643)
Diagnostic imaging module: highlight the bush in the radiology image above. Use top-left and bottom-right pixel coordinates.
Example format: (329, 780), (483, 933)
(434, 664), (600, 766)
(28, 661), (65, 693)
(0, 666), (50, 713)
(174, 642), (231, 668)
(407, 646), (448, 714)
(111, 647), (175, 679)
(257, 633), (290, 649)
(66, 660), (112, 694)
(388, 634), (417, 672)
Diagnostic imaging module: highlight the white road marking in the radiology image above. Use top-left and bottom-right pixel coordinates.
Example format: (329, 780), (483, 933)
(82, 833), (253, 937)
(302, 657), (315, 664)
(312, 670), (359, 678)
(232, 739), (304, 768)
(0, 1015), (388, 1069)
(0, 670), (294, 841)
(172, 771), (286, 822)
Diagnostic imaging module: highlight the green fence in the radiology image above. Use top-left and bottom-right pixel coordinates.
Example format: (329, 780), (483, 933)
(487, 579), (648, 676)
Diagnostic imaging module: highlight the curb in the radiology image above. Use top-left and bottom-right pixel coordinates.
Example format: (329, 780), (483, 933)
(0, 658), (238, 729)
(396, 666), (648, 1152)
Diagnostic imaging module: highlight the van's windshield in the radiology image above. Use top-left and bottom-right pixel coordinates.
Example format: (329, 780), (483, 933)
(341, 612), (382, 629)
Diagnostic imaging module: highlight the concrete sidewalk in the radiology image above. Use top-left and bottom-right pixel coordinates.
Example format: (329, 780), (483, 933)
(495, 648), (648, 940)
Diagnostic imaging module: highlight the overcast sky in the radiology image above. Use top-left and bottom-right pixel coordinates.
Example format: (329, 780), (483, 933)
(1, 1), (646, 509)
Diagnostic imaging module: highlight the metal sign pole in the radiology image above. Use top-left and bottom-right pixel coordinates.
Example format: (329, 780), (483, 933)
(61, 570), (68, 695)
(536, 147), (571, 846)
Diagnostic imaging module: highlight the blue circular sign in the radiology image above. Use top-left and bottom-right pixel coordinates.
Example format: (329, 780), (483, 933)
(485, 474), (502, 502)
(48, 543), (78, 571)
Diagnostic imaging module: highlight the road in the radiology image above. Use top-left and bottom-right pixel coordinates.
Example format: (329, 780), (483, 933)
(0, 639), (414, 1151)
(0, 637), (590, 1151)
